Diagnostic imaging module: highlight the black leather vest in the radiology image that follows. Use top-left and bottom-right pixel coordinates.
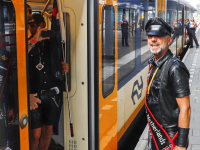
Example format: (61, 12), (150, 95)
(147, 50), (190, 128)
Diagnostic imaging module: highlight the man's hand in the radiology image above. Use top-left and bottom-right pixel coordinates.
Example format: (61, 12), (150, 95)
(62, 62), (69, 73)
(32, 27), (50, 43)
(28, 27), (51, 53)
(174, 146), (186, 150)
(173, 21), (177, 27)
(118, 21), (123, 25)
(30, 93), (41, 110)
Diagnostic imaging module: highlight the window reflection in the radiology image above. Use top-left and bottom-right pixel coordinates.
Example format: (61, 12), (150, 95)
(141, 10), (153, 64)
(102, 5), (115, 98)
(117, 8), (136, 82)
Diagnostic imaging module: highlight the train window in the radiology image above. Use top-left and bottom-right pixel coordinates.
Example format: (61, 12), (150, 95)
(166, 11), (170, 24)
(175, 4), (184, 54)
(158, 11), (161, 17)
(102, 5), (115, 98)
(168, 1), (178, 55)
(0, 0), (20, 149)
(117, 8), (136, 82)
(141, 10), (153, 64)
(163, 11), (165, 20)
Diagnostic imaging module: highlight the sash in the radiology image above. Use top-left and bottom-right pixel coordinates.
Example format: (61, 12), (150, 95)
(145, 64), (178, 150)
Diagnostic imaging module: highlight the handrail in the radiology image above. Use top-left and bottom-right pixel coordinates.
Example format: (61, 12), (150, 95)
(41, 0), (52, 15)
(0, 33), (15, 37)
(0, 43), (16, 47)
(0, 34), (16, 47)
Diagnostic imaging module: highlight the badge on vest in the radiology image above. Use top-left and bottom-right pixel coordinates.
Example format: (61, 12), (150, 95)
(36, 62), (44, 71)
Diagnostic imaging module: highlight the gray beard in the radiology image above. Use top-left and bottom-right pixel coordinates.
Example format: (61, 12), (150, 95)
(149, 42), (168, 55)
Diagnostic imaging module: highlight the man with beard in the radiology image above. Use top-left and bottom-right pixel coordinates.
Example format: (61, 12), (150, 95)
(145, 17), (191, 150)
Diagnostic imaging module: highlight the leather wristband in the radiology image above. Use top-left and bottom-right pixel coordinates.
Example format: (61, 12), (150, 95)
(177, 127), (189, 147)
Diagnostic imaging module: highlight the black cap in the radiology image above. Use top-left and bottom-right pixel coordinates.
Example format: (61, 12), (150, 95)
(145, 17), (173, 37)
(28, 13), (45, 24)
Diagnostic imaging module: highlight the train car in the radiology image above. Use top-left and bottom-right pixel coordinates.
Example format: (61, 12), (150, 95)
(0, 0), (196, 150)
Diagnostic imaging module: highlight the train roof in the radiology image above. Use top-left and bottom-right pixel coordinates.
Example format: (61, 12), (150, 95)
(27, 0), (197, 12)
(168, 0), (197, 11)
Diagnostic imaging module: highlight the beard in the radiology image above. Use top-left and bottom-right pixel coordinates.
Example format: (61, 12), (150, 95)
(149, 42), (168, 55)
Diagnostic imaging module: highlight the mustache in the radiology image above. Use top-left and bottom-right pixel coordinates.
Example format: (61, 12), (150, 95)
(149, 42), (160, 46)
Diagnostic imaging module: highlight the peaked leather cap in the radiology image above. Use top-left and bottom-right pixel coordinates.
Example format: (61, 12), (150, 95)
(145, 17), (173, 36)
(28, 13), (45, 24)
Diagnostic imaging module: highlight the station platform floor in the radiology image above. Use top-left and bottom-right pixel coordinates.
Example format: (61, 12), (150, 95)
(135, 28), (200, 150)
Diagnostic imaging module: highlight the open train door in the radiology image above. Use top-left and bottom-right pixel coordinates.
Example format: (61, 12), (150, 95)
(98, 1), (118, 150)
(0, 0), (30, 150)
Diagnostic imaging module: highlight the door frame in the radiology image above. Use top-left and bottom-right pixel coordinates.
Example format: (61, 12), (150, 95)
(12, 0), (30, 149)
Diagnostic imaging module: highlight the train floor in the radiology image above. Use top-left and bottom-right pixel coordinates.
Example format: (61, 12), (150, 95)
(135, 28), (200, 150)
(48, 139), (64, 150)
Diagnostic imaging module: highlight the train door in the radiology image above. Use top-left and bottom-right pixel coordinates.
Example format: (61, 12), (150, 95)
(99, 1), (118, 150)
(0, 0), (29, 150)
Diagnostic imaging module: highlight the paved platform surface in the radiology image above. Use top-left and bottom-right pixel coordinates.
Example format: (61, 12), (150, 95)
(135, 27), (200, 150)
(184, 28), (200, 150)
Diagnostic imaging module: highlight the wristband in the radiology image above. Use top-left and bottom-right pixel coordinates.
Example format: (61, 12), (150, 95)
(29, 41), (35, 47)
(177, 127), (189, 147)
(31, 38), (37, 44)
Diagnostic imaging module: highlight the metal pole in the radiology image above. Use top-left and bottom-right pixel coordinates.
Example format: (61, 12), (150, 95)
(41, 0), (52, 15)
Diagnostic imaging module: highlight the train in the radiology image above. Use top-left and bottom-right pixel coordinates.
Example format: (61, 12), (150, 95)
(0, 0), (196, 150)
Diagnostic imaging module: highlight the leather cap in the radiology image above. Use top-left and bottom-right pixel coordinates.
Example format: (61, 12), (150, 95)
(28, 13), (45, 24)
(145, 17), (173, 37)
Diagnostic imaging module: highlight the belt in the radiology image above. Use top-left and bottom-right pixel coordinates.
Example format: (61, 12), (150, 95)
(165, 126), (178, 133)
(164, 126), (178, 139)
(41, 90), (47, 94)
(39, 89), (57, 100)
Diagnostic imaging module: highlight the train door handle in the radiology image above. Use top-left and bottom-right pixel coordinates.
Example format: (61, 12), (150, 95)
(19, 114), (28, 129)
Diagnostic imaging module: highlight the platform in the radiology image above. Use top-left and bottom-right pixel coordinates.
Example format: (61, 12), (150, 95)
(135, 26), (200, 150)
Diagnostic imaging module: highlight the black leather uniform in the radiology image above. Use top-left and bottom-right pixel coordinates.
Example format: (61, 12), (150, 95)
(121, 19), (129, 46)
(29, 39), (62, 129)
(147, 50), (190, 149)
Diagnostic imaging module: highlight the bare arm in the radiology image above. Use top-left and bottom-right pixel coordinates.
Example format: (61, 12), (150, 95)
(174, 95), (191, 150)
(176, 95), (191, 128)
